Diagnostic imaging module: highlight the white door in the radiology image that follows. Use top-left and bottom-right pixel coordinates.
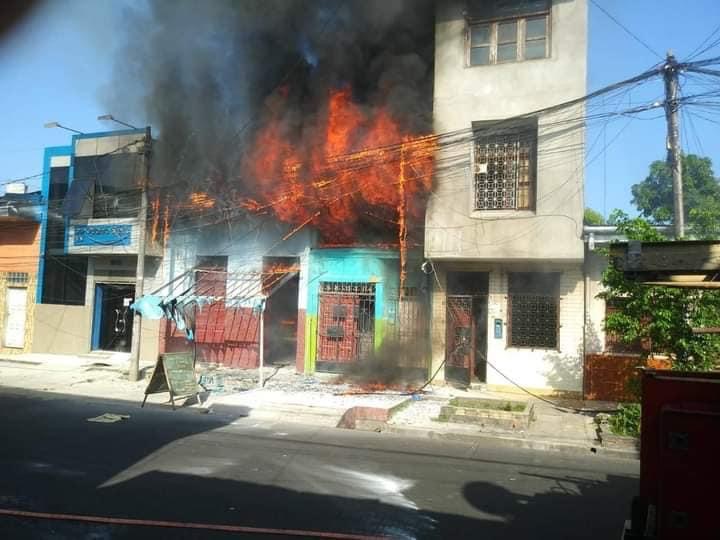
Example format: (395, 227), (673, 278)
(4, 287), (27, 348)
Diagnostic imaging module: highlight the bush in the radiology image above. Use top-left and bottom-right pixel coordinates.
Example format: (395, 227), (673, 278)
(609, 403), (641, 437)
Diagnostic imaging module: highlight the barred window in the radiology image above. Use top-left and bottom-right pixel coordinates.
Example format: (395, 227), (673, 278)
(508, 272), (559, 349)
(6, 272), (29, 286)
(474, 124), (536, 210)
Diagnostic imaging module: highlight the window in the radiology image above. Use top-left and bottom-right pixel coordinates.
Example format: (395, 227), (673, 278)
(73, 154), (142, 219)
(194, 256), (228, 298)
(41, 256), (88, 305)
(7, 272), (29, 286)
(508, 272), (559, 349)
(467, 5), (549, 66)
(473, 120), (537, 211)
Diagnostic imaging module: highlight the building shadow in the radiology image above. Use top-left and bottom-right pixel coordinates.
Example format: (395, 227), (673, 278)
(0, 388), (637, 539)
(463, 473), (637, 540)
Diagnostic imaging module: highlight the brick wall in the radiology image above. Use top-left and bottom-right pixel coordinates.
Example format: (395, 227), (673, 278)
(583, 353), (671, 402)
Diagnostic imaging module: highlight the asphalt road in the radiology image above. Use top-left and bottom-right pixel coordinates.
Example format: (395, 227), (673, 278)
(0, 387), (638, 539)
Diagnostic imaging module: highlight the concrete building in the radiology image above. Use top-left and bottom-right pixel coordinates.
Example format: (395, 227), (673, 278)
(425, 0), (588, 392)
(0, 188), (43, 353)
(33, 130), (162, 361)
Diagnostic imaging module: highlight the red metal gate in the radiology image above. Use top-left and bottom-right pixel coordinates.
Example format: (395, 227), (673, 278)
(317, 282), (375, 372)
(446, 295), (473, 386)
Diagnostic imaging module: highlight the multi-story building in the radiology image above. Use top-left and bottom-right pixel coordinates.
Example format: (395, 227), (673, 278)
(425, 0), (588, 392)
(33, 129), (162, 361)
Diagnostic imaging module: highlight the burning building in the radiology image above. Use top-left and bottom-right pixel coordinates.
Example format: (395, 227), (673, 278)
(105, 0), (438, 377)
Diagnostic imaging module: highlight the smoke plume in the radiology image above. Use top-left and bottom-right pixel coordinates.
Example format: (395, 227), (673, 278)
(112, 0), (437, 219)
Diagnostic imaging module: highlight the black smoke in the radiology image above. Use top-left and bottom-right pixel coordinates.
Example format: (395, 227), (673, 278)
(111, 0), (437, 202)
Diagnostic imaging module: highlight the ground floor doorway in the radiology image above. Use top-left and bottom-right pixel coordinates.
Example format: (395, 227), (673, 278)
(316, 282), (376, 372)
(445, 272), (489, 387)
(92, 283), (135, 352)
(264, 273), (299, 366)
(4, 287), (27, 348)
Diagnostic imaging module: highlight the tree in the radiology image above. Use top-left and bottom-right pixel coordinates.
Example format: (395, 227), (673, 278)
(599, 211), (720, 371)
(584, 208), (604, 225)
(631, 154), (720, 239)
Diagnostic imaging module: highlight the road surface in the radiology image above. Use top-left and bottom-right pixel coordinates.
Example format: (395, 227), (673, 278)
(0, 387), (637, 539)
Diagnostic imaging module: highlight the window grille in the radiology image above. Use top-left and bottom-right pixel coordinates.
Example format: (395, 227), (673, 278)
(6, 272), (28, 286)
(508, 272), (559, 349)
(474, 130), (535, 210)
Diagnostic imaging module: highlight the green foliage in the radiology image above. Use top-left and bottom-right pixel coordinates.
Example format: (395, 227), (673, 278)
(599, 212), (720, 371)
(609, 403), (641, 437)
(630, 154), (720, 239)
(584, 207), (605, 225)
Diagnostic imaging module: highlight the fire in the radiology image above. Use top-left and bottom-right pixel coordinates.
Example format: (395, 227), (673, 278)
(244, 86), (436, 286)
(189, 192), (215, 209)
(150, 194), (160, 244)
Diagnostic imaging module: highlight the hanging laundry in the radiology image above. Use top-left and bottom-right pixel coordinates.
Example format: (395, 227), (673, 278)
(130, 295), (165, 319)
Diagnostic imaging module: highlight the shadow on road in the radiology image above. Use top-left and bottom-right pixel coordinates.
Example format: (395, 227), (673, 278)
(0, 388), (637, 539)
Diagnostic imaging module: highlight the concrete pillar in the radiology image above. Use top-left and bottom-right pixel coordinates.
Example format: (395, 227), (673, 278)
(429, 264), (447, 382)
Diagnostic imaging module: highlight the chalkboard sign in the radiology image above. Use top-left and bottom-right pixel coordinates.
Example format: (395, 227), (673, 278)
(141, 352), (199, 410)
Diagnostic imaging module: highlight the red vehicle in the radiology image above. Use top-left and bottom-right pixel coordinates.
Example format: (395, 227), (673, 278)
(623, 370), (720, 539)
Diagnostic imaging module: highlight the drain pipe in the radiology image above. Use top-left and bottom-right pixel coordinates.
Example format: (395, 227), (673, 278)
(258, 298), (266, 389)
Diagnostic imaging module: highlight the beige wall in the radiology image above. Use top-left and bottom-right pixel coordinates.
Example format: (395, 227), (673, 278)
(31, 256), (163, 359)
(426, 0), (587, 261)
(585, 248), (608, 354)
(32, 304), (91, 354)
(430, 261), (585, 392)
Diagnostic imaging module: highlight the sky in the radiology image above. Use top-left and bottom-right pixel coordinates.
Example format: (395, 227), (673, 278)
(0, 0), (718, 220)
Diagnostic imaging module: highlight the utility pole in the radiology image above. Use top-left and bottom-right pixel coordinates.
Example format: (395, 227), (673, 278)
(663, 50), (684, 239)
(129, 126), (152, 381)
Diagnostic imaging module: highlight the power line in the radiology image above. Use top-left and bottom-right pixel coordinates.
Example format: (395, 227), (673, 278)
(686, 22), (720, 61)
(589, 0), (662, 59)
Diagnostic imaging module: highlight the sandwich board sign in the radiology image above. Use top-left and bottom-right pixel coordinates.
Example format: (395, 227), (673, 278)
(141, 352), (200, 410)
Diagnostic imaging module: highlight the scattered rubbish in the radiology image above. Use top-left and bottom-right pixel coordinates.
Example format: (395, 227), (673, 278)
(199, 374), (225, 393)
(87, 413), (130, 424)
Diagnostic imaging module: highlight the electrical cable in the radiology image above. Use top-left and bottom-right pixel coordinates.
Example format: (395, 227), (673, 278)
(589, 0), (661, 59)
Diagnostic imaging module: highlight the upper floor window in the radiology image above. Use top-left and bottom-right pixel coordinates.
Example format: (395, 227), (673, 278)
(468, 8), (550, 66)
(473, 119), (537, 211)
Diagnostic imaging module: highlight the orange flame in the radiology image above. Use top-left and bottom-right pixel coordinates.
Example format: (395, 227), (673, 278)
(189, 192), (215, 209)
(244, 86), (436, 287)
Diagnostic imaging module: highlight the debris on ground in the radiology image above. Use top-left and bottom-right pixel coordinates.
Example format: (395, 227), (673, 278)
(87, 413), (130, 423)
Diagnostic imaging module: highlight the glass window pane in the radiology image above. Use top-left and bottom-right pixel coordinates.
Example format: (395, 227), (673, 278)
(470, 46), (490, 65)
(526, 17), (547, 39)
(525, 38), (546, 59)
(498, 21), (517, 43)
(471, 24), (490, 45)
(497, 43), (517, 62)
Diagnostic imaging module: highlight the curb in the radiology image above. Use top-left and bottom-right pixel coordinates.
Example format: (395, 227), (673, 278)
(375, 424), (640, 460)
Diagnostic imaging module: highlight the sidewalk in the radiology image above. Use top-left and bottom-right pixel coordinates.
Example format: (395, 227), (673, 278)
(0, 353), (637, 460)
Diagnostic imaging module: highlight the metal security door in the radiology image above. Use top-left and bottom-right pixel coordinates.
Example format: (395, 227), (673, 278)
(445, 295), (473, 387)
(317, 282), (375, 372)
(4, 287), (27, 348)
